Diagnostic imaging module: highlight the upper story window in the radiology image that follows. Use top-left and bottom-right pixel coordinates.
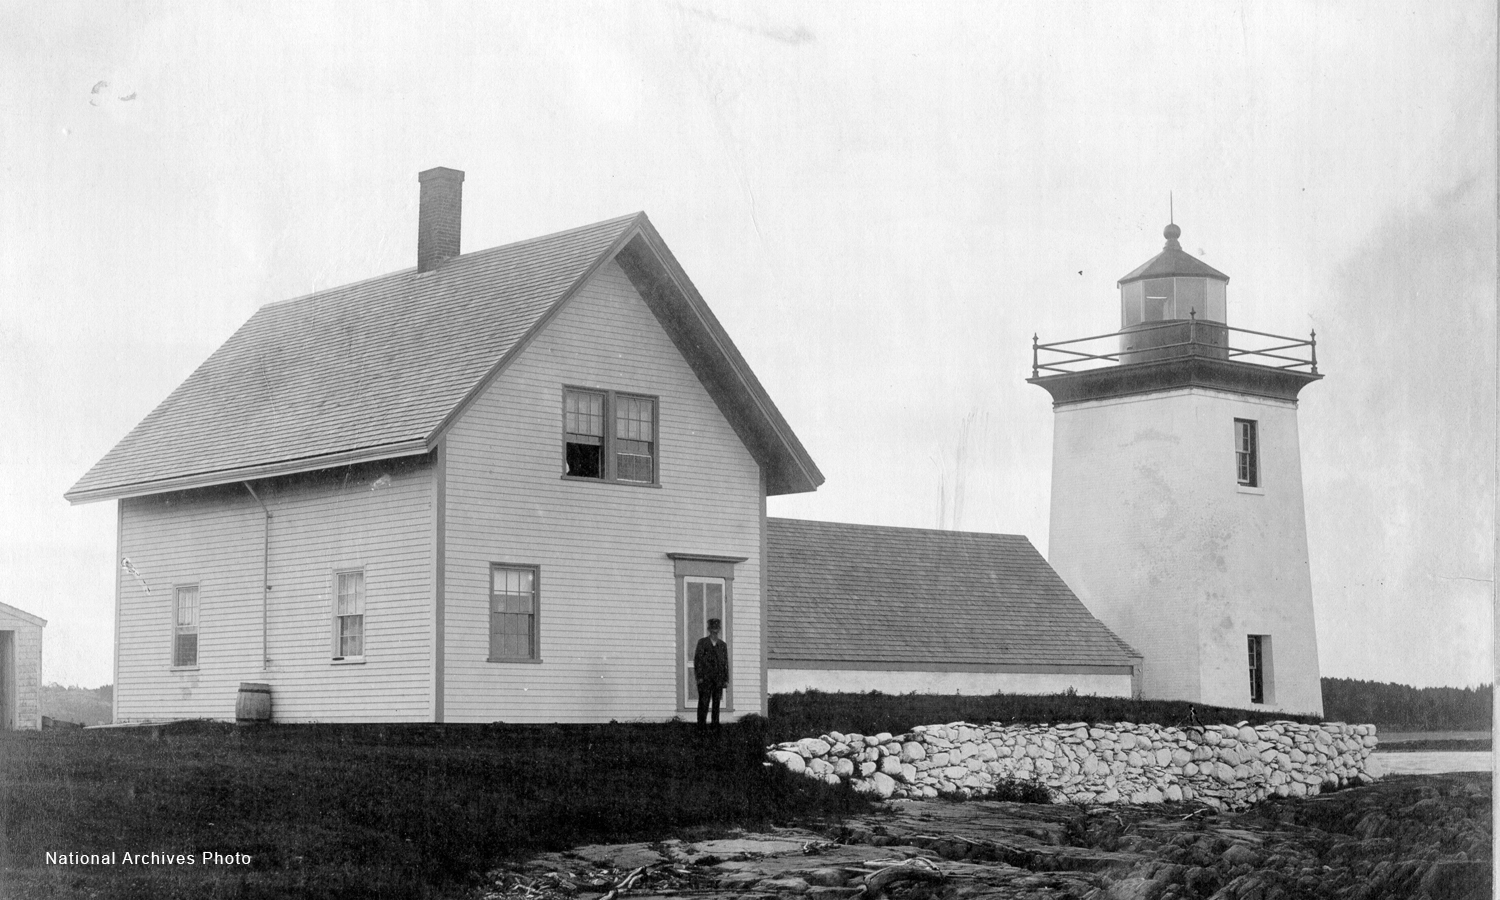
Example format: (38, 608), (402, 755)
(1235, 418), (1259, 487)
(334, 570), (365, 659)
(173, 584), (199, 667)
(564, 389), (605, 478)
(563, 387), (658, 485)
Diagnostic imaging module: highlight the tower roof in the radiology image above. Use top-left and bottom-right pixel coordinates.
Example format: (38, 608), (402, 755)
(1117, 223), (1230, 285)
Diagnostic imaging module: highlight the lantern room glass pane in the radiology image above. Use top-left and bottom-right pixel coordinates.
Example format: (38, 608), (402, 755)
(1205, 280), (1227, 323)
(1121, 281), (1145, 328)
(1142, 279), (1172, 322)
(1174, 277), (1206, 320)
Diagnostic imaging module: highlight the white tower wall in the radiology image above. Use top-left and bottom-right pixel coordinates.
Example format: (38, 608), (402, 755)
(1048, 387), (1323, 715)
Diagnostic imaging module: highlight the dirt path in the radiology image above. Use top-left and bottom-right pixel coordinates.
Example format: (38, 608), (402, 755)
(477, 772), (1489, 900)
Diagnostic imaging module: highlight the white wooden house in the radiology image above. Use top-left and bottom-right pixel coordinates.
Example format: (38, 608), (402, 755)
(67, 168), (823, 724)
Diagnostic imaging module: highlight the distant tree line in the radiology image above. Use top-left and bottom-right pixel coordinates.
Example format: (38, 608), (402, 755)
(1321, 677), (1492, 730)
(40, 683), (113, 726)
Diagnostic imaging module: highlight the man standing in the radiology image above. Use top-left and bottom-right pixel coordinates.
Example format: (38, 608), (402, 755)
(694, 618), (729, 728)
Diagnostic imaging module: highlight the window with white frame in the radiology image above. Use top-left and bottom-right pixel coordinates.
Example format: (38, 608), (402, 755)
(1235, 418), (1259, 487)
(563, 387), (657, 484)
(173, 585), (199, 667)
(490, 564), (539, 661)
(334, 570), (365, 659)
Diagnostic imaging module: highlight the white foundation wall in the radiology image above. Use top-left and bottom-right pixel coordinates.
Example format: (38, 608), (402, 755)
(1048, 388), (1322, 715)
(441, 259), (766, 723)
(769, 668), (1134, 697)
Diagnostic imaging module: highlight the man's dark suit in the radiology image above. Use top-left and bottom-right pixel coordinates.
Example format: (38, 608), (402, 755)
(693, 636), (729, 726)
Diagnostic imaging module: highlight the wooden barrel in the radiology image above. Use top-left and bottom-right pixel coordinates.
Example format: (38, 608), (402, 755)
(235, 682), (272, 725)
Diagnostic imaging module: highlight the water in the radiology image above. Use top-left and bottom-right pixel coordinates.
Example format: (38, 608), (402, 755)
(1368, 751), (1492, 776)
(1379, 731), (1491, 743)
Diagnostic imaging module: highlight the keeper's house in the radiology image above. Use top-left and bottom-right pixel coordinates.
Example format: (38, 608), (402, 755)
(67, 168), (823, 724)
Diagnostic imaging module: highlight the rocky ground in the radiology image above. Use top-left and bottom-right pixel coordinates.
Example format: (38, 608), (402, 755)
(475, 772), (1490, 900)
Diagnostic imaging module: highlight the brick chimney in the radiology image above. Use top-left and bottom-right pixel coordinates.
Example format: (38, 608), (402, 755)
(417, 167), (464, 272)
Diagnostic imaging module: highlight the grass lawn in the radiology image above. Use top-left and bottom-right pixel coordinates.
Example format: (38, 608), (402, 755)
(1, 692), (1325, 899)
(0, 718), (863, 900)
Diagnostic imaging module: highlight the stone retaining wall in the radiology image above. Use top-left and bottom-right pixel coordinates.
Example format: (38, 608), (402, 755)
(767, 720), (1377, 810)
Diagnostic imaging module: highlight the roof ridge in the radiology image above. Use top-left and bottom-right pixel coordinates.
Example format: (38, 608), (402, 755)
(768, 516), (1028, 541)
(67, 206), (823, 503)
(263, 211), (644, 310)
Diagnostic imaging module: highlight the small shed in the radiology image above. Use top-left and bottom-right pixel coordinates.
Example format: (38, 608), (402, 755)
(0, 601), (46, 730)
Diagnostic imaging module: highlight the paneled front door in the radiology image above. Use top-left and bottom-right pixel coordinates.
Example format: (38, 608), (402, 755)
(682, 576), (727, 703)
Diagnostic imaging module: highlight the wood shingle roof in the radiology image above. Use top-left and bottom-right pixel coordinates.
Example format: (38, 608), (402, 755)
(67, 213), (822, 502)
(767, 518), (1139, 670)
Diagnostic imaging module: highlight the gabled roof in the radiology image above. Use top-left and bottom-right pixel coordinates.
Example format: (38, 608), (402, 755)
(0, 600), (47, 627)
(766, 518), (1139, 670)
(67, 214), (822, 502)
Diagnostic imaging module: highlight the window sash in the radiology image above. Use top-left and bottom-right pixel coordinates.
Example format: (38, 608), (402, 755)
(563, 388), (658, 484)
(1247, 635), (1265, 704)
(490, 565), (539, 660)
(1235, 419), (1259, 487)
(564, 390), (604, 441)
(615, 396), (655, 482)
(338, 615), (364, 657)
(334, 571), (365, 657)
(173, 586), (199, 667)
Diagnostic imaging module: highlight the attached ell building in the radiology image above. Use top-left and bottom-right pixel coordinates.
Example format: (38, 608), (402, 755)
(765, 518), (1142, 697)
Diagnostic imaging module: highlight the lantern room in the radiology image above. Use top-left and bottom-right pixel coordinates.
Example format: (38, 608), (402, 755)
(1117, 223), (1230, 362)
(1118, 223), (1230, 327)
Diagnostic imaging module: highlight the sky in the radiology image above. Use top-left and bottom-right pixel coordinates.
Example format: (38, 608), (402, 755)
(1, 1), (1493, 691)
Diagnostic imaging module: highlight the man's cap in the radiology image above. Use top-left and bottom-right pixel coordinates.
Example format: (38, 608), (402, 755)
(707, 618), (721, 629)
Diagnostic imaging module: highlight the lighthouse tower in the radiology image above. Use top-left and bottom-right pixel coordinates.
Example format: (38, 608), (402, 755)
(1029, 222), (1324, 715)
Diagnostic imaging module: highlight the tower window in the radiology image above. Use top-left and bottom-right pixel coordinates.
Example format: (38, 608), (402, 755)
(1235, 419), (1259, 487)
(1248, 635), (1267, 704)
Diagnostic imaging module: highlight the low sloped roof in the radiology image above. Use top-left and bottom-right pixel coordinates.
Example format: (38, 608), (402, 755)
(67, 214), (822, 502)
(0, 601), (46, 627)
(767, 518), (1138, 670)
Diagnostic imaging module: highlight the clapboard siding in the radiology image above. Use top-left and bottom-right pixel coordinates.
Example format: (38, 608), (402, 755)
(442, 259), (765, 723)
(116, 458), (433, 723)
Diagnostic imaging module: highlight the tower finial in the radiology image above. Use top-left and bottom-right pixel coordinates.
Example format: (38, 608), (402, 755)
(1163, 193), (1181, 248)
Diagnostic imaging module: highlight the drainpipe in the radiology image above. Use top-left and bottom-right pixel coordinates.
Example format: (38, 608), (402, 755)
(243, 483), (273, 670)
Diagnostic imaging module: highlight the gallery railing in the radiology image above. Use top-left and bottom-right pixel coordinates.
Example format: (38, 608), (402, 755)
(1032, 314), (1318, 378)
